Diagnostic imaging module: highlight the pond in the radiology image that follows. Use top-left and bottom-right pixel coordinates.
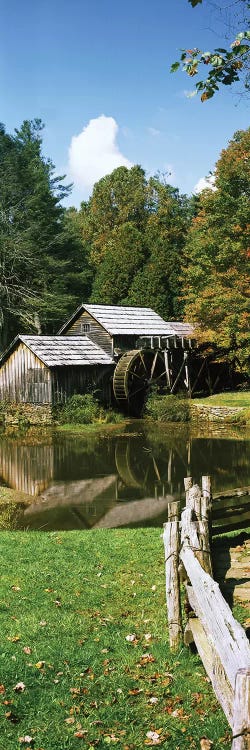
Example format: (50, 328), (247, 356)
(0, 422), (249, 532)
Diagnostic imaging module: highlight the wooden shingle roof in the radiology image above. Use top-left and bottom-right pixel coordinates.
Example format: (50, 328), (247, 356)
(0, 336), (114, 368)
(59, 304), (194, 338)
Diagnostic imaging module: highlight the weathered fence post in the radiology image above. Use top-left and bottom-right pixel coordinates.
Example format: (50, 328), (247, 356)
(183, 476), (213, 576)
(163, 501), (183, 651)
(163, 475), (250, 739)
(232, 668), (250, 750)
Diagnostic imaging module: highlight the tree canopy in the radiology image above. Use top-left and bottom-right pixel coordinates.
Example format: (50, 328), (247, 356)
(73, 168), (191, 320)
(182, 128), (250, 366)
(0, 119), (91, 349)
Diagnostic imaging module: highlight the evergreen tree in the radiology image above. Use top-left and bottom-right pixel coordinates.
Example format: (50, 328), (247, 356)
(0, 120), (90, 349)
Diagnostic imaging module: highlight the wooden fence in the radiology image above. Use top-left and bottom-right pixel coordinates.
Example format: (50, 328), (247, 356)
(163, 476), (250, 749)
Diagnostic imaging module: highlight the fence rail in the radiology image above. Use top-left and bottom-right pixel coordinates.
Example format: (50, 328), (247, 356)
(163, 476), (250, 749)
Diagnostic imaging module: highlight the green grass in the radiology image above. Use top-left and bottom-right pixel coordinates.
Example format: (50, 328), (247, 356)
(56, 421), (129, 435)
(192, 391), (250, 425)
(0, 530), (232, 750)
(193, 392), (250, 408)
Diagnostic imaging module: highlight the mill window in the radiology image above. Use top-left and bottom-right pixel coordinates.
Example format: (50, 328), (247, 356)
(81, 323), (90, 334)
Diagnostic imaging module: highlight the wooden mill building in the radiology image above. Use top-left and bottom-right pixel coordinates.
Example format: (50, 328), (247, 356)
(0, 304), (194, 409)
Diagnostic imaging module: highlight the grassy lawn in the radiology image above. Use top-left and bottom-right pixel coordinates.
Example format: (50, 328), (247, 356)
(192, 391), (250, 424)
(192, 391), (250, 409)
(0, 529), (235, 750)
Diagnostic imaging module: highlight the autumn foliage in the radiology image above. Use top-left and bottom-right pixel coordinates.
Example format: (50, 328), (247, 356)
(182, 128), (250, 369)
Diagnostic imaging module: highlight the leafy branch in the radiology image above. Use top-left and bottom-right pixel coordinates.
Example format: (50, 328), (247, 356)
(171, 1), (250, 100)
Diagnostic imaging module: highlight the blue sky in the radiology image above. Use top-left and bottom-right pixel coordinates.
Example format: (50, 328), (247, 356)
(1, 0), (248, 205)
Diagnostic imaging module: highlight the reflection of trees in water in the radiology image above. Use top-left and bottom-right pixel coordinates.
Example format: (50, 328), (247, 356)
(0, 432), (249, 498)
(0, 430), (249, 531)
(189, 438), (250, 493)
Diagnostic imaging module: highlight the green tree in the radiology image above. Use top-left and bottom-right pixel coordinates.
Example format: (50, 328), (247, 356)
(90, 223), (145, 304)
(171, 0), (250, 100)
(78, 165), (147, 267)
(128, 179), (191, 318)
(0, 119), (89, 349)
(77, 168), (191, 318)
(182, 128), (250, 367)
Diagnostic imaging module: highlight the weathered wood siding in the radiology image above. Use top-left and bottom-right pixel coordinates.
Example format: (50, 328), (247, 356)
(65, 311), (113, 356)
(0, 343), (52, 403)
(52, 364), (114, 404)
(113, 334), (139, 352)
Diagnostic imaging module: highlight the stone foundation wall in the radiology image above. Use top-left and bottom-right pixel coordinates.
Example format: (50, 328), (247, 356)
(190, 403), (245, 424)
(2, 403), (53, 426)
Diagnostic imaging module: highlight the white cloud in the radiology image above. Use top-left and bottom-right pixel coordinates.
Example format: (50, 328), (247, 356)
(147, 127), (161, 137)
(194, 174), (216, 194)
(68, 115), (133, 192)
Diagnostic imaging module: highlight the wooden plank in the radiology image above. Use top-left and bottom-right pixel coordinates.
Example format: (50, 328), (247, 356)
(182, 479), (213, 575)
(180, 546), (250, 690)
(163, 514), (183, 651)
(212, 509), (250, 533)
(187, 615), (233, 726)
(191, 357), (207, 395)
(232, 668), (250, 749)
(213, 496), (250, 515)
(213, 487), (250, 501)
(170, 355), (186, 394)
(202, 475), (212, 503)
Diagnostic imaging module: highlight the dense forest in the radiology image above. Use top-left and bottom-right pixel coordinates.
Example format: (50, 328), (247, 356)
(0, 120), (249, 368)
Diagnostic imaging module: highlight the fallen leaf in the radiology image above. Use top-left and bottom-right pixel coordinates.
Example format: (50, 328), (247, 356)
(14, 682), (26, 692)
(0, 684), (5, 694)
(23, 647), (32, 655)
(149, 672), (162, 682)
(149, 697), (158, 704)
(192, 692), (203, 705)
(144, 633), (152, 641)
(39, 620), (47, 627)
(65, 717), (75, 724)
(125, 634), (137, 642)
(54, 599), (61, 607)
(35, 661), (45, 669)
(145, 730), (162, 745)
(139, 653), (155, 666)
(11, 586), (21, 592)
(7, 635), (20, 642)
(200, 739), (213, 750)
(74, 730), (88, 738)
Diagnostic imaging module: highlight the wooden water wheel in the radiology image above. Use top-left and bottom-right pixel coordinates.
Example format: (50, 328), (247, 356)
(113, 349), (168, 415)
(115, 440), (164, 490)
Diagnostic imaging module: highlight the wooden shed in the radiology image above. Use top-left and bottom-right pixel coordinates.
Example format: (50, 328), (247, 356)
(0, 335), (114, 404)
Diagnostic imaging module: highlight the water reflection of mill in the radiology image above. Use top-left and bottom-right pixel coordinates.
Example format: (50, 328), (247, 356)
(0, 433), (249, 531)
